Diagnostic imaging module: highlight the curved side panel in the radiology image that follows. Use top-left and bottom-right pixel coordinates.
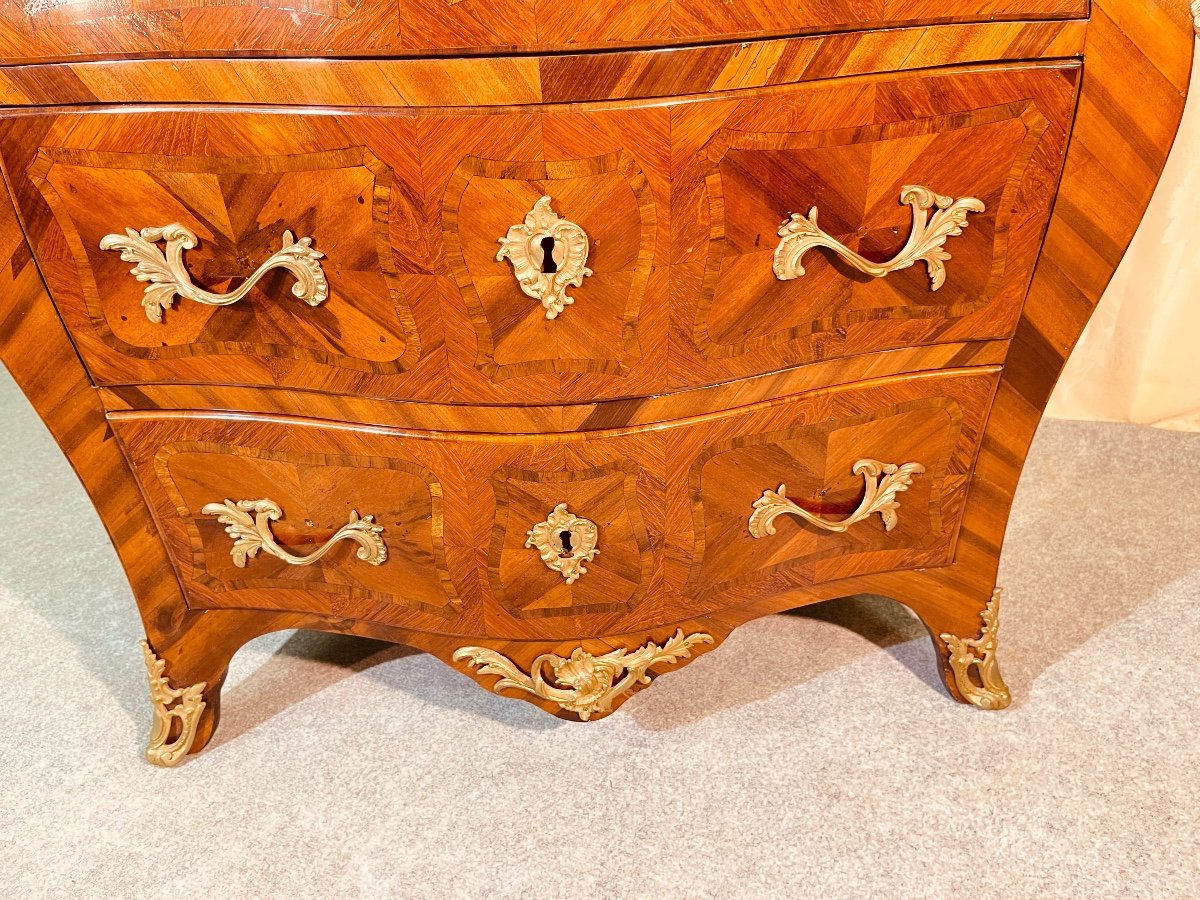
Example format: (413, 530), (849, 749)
(891, 0), (1196, 698)
(0, 183), (291, 752)
(0, 185), (179, 636)
(971, 0), (1195, 587)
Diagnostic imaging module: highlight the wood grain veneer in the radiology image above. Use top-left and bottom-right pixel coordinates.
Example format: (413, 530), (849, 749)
(0, 0), (1087, 64)
(0, 62), (1076, 405)
(0, 21), (1088, 106)
(109, 367), (996, 637)
(0, 0), (1192, 763)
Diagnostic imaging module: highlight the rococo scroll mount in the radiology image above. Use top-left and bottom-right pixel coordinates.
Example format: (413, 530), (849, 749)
(496, 196), (592, 319)
(202, 498), (387, 568)
(940, 588), (1011, 711)
(774, 185), (984, 291)
(141, 641), (206, 768)
(454, 629), (714, 720)
(749, 459), (926, 538)
(100, 223), (328, 323)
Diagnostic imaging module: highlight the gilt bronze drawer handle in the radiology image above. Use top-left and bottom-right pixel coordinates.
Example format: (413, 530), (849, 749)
(99, 223), (329, 323)
(497, 196), (592, 319)
(748, 459), (926, 538)
(201, 498), (387, 568)
(453, 629), (714, 720)
(773, 185), (984, 291)
(525, 503), (599, 584)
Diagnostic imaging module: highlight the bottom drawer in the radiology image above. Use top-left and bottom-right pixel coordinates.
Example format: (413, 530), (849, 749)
(110, 368), (999, 639)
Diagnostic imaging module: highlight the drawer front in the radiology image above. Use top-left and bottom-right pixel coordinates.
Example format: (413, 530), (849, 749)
(3, 62), (1074, 404)
(671, 62), (1078, 383)
(26, 144), (422, 382)
(0, 1), (1086, 62)
(683, 379), (982, 603)
(114, 422), (465, 624)
(112, 368), (997, 640)
(5, 106), (669, 403)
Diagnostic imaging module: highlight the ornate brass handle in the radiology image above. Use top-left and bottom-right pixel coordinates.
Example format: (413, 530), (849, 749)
(453, 630), (714, 720)
(748, 459), (926, 538)
(201, 498), (386, 568)
(497, 196), (592, 319)
(773, 185), (984, 291)
(525, 503), (599, 584)
(100, 223), (328, 323)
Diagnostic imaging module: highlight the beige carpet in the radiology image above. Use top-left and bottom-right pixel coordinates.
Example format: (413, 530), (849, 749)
(1, 367), (1198, 899)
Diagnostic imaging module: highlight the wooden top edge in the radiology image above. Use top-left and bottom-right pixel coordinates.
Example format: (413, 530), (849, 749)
(0, 9), (1091, 68)
(0, 20), (1089, 108)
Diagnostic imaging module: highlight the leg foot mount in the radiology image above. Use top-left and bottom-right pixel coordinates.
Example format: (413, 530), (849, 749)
(141, 641), (207, 767)
(940, 589), (1011, 710)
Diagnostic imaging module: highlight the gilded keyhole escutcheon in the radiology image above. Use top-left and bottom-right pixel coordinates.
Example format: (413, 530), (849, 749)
(497, 196), (593, 319)
(526, 503), (599, 584)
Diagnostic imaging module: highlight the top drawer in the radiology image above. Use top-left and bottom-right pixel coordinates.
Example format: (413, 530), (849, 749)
(0, 61), (1078, 405)
(0, 1), (1087, 62)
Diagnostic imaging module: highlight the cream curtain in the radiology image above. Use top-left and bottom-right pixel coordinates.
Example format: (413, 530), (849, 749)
(1047, 52), (1200, 432)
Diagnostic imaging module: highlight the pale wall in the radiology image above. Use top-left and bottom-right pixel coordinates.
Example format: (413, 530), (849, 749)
(1047, 51), (1200, 431)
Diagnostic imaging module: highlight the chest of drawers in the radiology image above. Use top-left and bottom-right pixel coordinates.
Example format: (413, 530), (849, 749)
(0, 0), (1192, 766)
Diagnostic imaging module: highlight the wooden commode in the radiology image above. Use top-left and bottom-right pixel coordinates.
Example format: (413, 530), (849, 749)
(0, 0), (1192, 764)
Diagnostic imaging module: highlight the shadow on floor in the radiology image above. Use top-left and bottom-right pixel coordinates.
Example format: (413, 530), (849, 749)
(214, 591), (939, 745)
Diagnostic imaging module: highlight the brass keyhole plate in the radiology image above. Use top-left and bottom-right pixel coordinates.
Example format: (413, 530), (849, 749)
(496, 196), (592, 319)
(525, 503), (599, 584)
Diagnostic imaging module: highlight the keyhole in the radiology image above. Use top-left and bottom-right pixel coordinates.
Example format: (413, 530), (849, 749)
(559, 529), (574, 556)
(540, 236), (559, 274)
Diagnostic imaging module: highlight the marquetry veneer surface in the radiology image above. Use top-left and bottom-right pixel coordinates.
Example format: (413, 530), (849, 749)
(0, 0), (1191, 763)
(111, 369), (995, 639)
(2, 63), (1075, 404)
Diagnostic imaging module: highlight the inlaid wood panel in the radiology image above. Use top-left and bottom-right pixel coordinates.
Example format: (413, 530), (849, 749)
(95, 340), (1009, 434)
(489, 460), (654, 621)
(114, 419), (463, 626)
(2, 61), (1072, 405)
(686, 390), (985, 601)
(0, 103), (670, 403)
(670, 61), (1079, 386)
(0, 0), (1087, 63)
(109, 367), (996, 641)
(0, 0), (1189, 750)
(28, 144), (419, 375)
(442, 150), (657, 383)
